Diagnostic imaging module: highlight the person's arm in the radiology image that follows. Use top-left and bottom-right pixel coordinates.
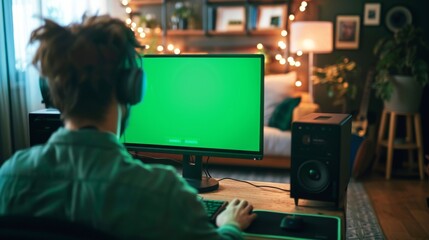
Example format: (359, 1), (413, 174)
(162, 170), (252, 240)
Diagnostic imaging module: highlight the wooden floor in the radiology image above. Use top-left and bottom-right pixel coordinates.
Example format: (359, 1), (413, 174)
(362, 171), (429, 239)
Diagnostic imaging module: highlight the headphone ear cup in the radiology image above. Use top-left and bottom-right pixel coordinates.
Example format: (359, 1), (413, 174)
(117, 68), (144, 105)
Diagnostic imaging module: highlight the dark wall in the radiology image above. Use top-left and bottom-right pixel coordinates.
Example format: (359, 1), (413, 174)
(312, 0), (429, 154)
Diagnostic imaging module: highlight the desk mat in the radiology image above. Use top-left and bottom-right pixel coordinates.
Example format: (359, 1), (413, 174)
(244, 210), (341, 240)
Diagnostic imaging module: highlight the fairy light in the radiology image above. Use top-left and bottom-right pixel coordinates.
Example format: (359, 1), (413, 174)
(289, 14), (295, 21)
(174, 48), (181, 54)
(275, 54), (282, 60)
(301, 1), (308, 7)
(295, 61), (301, 67)
(139, 32), (146, 38)
(125, 18), (132, 25)
(121, 0), (129, 6)
(279, 58), (286, 65)
(257, 43), (264, 50)
(297, 50), (303, 56)
(295, 80), (303, 87)
(299, 6), (306, 12)
(281, 30), (288, 37)
(125, 7), (132, 14)
(157, 45), (164, 52)
(278, 41), (286, 49)
(167, 44), (175, 51)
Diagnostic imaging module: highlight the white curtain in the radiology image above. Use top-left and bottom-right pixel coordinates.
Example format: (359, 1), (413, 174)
(1, 0), (115, 161)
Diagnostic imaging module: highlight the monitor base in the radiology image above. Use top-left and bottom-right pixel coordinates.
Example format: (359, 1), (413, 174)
(185, 177), (219, 193)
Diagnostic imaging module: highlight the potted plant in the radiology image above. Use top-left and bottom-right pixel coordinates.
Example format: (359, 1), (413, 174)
(172, 1), (193, 29)
(313, 57), (358, 113)
(373, 24), (429, 113)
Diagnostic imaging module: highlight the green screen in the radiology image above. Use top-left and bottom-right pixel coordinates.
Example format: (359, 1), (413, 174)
(122, 54), (263, 158)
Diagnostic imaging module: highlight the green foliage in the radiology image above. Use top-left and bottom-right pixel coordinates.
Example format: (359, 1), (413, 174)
(173, 1), (193, 19)
(373, 25), (429, 100)
(313, 57), (358, 106)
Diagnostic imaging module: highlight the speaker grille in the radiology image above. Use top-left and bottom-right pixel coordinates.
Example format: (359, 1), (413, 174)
(297, 160), (330, 193)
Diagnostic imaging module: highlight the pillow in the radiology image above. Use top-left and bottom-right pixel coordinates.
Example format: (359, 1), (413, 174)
(264, 71), (297, 125)
(268, 97), (301, 131)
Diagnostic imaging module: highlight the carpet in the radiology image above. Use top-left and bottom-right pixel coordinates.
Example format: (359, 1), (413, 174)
(204, 165), (385, 240)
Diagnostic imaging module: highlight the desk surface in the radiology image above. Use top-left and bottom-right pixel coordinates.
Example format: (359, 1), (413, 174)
(200, 179), (346, 239)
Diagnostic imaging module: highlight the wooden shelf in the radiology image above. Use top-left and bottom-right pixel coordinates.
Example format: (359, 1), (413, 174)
(249, 29), (283, 36)
(167, 29), (205, 36)
(207, 30), (247, 36)
(128, 0), (163, 6)
(207, 0), (246, 3)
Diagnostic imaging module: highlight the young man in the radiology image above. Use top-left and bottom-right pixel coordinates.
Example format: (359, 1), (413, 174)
(0, 15), (256, 239)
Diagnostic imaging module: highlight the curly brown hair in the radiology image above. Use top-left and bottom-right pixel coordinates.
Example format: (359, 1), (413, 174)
(30, 15), (142, 121)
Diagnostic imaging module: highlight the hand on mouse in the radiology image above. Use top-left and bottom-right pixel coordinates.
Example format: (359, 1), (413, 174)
(215, 198), (257, 230)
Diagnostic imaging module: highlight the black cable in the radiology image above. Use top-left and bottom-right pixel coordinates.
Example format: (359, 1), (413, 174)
(218, 177), (290, 192)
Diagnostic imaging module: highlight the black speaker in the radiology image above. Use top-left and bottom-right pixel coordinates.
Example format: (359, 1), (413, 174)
(291, 113), (352, 208)
(29, 109), (62, 146)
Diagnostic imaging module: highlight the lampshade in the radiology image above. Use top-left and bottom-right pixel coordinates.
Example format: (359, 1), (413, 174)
(290, 21), (333, 53)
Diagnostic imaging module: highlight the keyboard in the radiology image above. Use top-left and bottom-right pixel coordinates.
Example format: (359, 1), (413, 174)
(202, 199), (228, 223)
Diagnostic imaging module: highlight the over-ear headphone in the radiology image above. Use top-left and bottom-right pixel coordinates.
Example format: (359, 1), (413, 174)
(116, 54), (144, 105)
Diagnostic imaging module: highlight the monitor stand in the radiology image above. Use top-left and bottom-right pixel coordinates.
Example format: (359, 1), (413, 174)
(182, 155), (219, 193)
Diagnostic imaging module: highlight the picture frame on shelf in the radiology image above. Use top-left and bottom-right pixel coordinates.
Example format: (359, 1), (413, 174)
(364, 3), (381, 26)
(215, 6), (245, 32)
(336, 15), (360, 49)
(256, 5), (287, 30)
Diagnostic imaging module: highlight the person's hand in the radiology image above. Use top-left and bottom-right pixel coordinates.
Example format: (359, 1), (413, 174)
(215, 198), (257, 230)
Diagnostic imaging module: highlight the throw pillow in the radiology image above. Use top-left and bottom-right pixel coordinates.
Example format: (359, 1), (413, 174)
(264, 71), (297, 125)
(268, 97), (301, 131)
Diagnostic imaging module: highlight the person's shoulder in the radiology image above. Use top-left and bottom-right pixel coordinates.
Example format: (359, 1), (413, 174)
(0, 145), (46, 173)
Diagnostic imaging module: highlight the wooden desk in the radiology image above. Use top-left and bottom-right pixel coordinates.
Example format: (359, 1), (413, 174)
(200, 179), (346, 239)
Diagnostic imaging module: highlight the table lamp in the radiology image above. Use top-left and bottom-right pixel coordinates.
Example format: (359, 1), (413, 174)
(290, 21), (333, 102)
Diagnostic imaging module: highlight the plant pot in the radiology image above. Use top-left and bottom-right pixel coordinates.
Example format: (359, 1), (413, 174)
(178, 18), (188, 30)
(384, 75), (423, 113)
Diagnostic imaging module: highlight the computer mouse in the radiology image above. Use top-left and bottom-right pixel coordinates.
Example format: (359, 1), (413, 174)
(280, 214), (304, 231)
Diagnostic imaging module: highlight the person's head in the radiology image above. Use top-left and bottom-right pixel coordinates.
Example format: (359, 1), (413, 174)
(30, 15), (143, 124)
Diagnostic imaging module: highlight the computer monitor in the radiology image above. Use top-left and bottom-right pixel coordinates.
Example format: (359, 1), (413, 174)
(122, 54), (264, 193)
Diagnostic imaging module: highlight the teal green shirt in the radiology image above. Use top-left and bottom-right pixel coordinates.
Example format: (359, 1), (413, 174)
(0, 128), (242, 239)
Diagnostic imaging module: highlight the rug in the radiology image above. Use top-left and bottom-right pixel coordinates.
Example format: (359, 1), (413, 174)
(204, 165), (385, 240)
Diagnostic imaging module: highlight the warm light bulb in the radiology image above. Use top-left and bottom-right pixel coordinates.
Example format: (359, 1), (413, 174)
(167, 44), (174, 51)
(301, 1), (308, 7)
(174, 48), (181, 54)
(281, 30), (288, 37)
(295, 61), (301, 67)
(289, 61), (296, 66)
(278, 41), (286, 49)
(257, 43), (264, 50)
(287, 57), (294, 62)
(125, 7), (132, 14)
(289, 14), (295, 21)
(297, 50), (303, 56)
(125, 18), (132, 25)
(280, 59), (286, 65)
(139, 32), (146, 38)
(131, 22), (137, 28)
(157, 45), (164, 52)
(275, 54), (282, 60)
(299, 6), (306, 12)
(295, 80), (303, 87)
(137, 27), (143, 33)
(121, 0), (129, 6)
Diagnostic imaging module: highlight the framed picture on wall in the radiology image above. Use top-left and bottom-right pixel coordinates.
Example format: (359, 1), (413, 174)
(336, 15), (360, 49)
(257, 5), (287, 30)
(215, 6), (246, 32)
(364, 3), (381, 26)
